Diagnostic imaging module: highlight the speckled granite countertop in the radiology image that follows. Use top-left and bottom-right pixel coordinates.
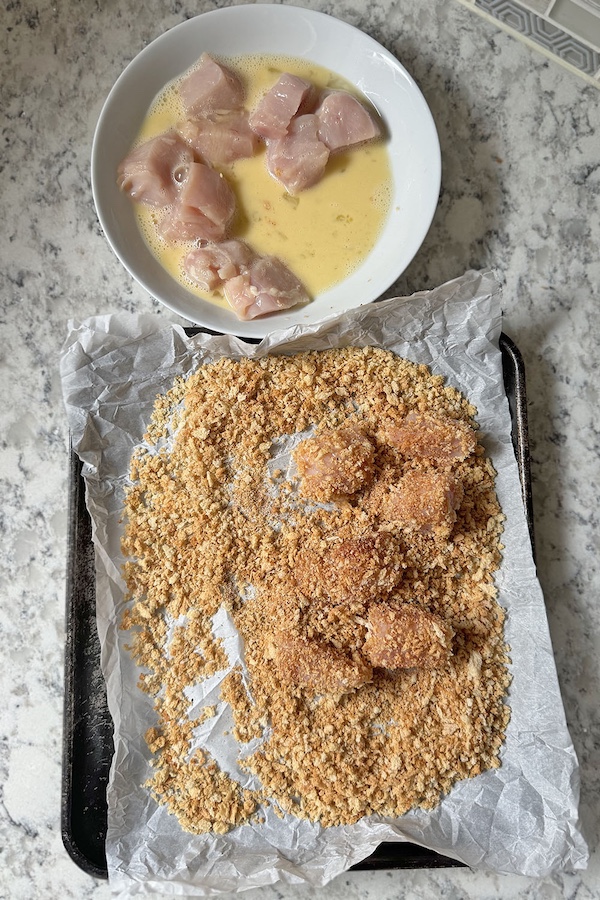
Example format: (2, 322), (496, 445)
(1, 0), (599, 897)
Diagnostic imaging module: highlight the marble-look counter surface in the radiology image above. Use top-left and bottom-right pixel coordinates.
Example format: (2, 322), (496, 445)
(1, 0), (598, 897)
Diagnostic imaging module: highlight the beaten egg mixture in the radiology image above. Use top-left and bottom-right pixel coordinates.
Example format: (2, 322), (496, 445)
(134, 54), (392, 309)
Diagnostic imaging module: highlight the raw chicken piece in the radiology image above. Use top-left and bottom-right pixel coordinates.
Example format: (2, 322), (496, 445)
(377, 470), (464, 536)
(180, 162), (236, 230)
(179, 111), (258, 167)
(159, 162), (236, 242)
(249, 73), (316, 139)
(117, 132), (194, 206)
(159, 207), (225, 243)
(182, 239), (309, 320)
(294, 531), (403, 605)
(272, 632), (372, 697)
(294, 425), (375, 501)
(315, 90), (380, 152)
(265, 114), (329, 194)
(183, 240), (256, 291)
(224, 255), (309, 320)
(179, 53), (244, 116)
(363, 603), (454, 671)
(381, 412), (477, 463)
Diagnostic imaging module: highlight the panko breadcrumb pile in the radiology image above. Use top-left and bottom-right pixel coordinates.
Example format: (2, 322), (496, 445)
(121, 346), (511, 835)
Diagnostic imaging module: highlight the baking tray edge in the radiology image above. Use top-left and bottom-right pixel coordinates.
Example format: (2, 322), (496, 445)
(61, 332), (533, 878)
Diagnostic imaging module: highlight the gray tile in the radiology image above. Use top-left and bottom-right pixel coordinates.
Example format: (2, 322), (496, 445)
(474, 0), (600, 72)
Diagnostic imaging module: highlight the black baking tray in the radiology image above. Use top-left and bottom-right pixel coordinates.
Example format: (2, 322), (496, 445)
(61, 332), (534, 879)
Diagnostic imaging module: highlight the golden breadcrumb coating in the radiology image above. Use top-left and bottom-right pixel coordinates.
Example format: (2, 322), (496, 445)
(121, 346), (510, 834)
(294, 425), (375, 501)
(272, 632), (373, 696)
(376, 469), (464, 536)
(363, 603), (454, 670)
(381, 411), (477, 462)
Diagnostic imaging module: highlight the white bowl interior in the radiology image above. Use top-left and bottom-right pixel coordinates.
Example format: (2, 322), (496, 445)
(92, 4), (441, 338)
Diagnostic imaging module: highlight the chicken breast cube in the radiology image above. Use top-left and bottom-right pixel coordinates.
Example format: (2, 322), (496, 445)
(179, 111), (258, 167)
(363, 604), (454, 671)
(179, 53), (244, 116)
(294, 531), (403, 605)
(159, 162), (236, 243)
(315, 90), (381, 152)
(382, 412), (477, 463)
(294, 425), (375, 501)
(159, 208), (225, 244)
(249, 73), (316, 139)
(181, 162), (236, 229)
(266, 114), (329, 194)
(273, 632), (372, 697)
(183, 240), (256, 291)
(117, 132), (194, 207)
(223, 255), (309, 320)
(183, 241), (308, 319)
(379, 470), (464, 536)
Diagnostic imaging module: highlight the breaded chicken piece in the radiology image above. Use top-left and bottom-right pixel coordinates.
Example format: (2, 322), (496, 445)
(378, 470), (464, 536)
(293, 425), (374, 501)
(363, 603), (454, 670)
(272, 632), (372, 696)
(294, 531), (403, 603)
(381, 412), (476, 463)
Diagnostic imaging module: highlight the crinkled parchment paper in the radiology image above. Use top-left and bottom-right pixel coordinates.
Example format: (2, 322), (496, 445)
(60, 270), (588, 896)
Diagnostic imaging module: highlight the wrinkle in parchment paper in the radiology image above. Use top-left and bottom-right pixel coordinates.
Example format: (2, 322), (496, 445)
(60, 270), (588, 896)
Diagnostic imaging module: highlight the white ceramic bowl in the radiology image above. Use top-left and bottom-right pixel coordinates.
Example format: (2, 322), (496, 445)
(92, 4), (441, 338)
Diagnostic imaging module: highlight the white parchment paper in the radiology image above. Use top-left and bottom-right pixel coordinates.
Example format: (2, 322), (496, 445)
(60, 270), (588, 895)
